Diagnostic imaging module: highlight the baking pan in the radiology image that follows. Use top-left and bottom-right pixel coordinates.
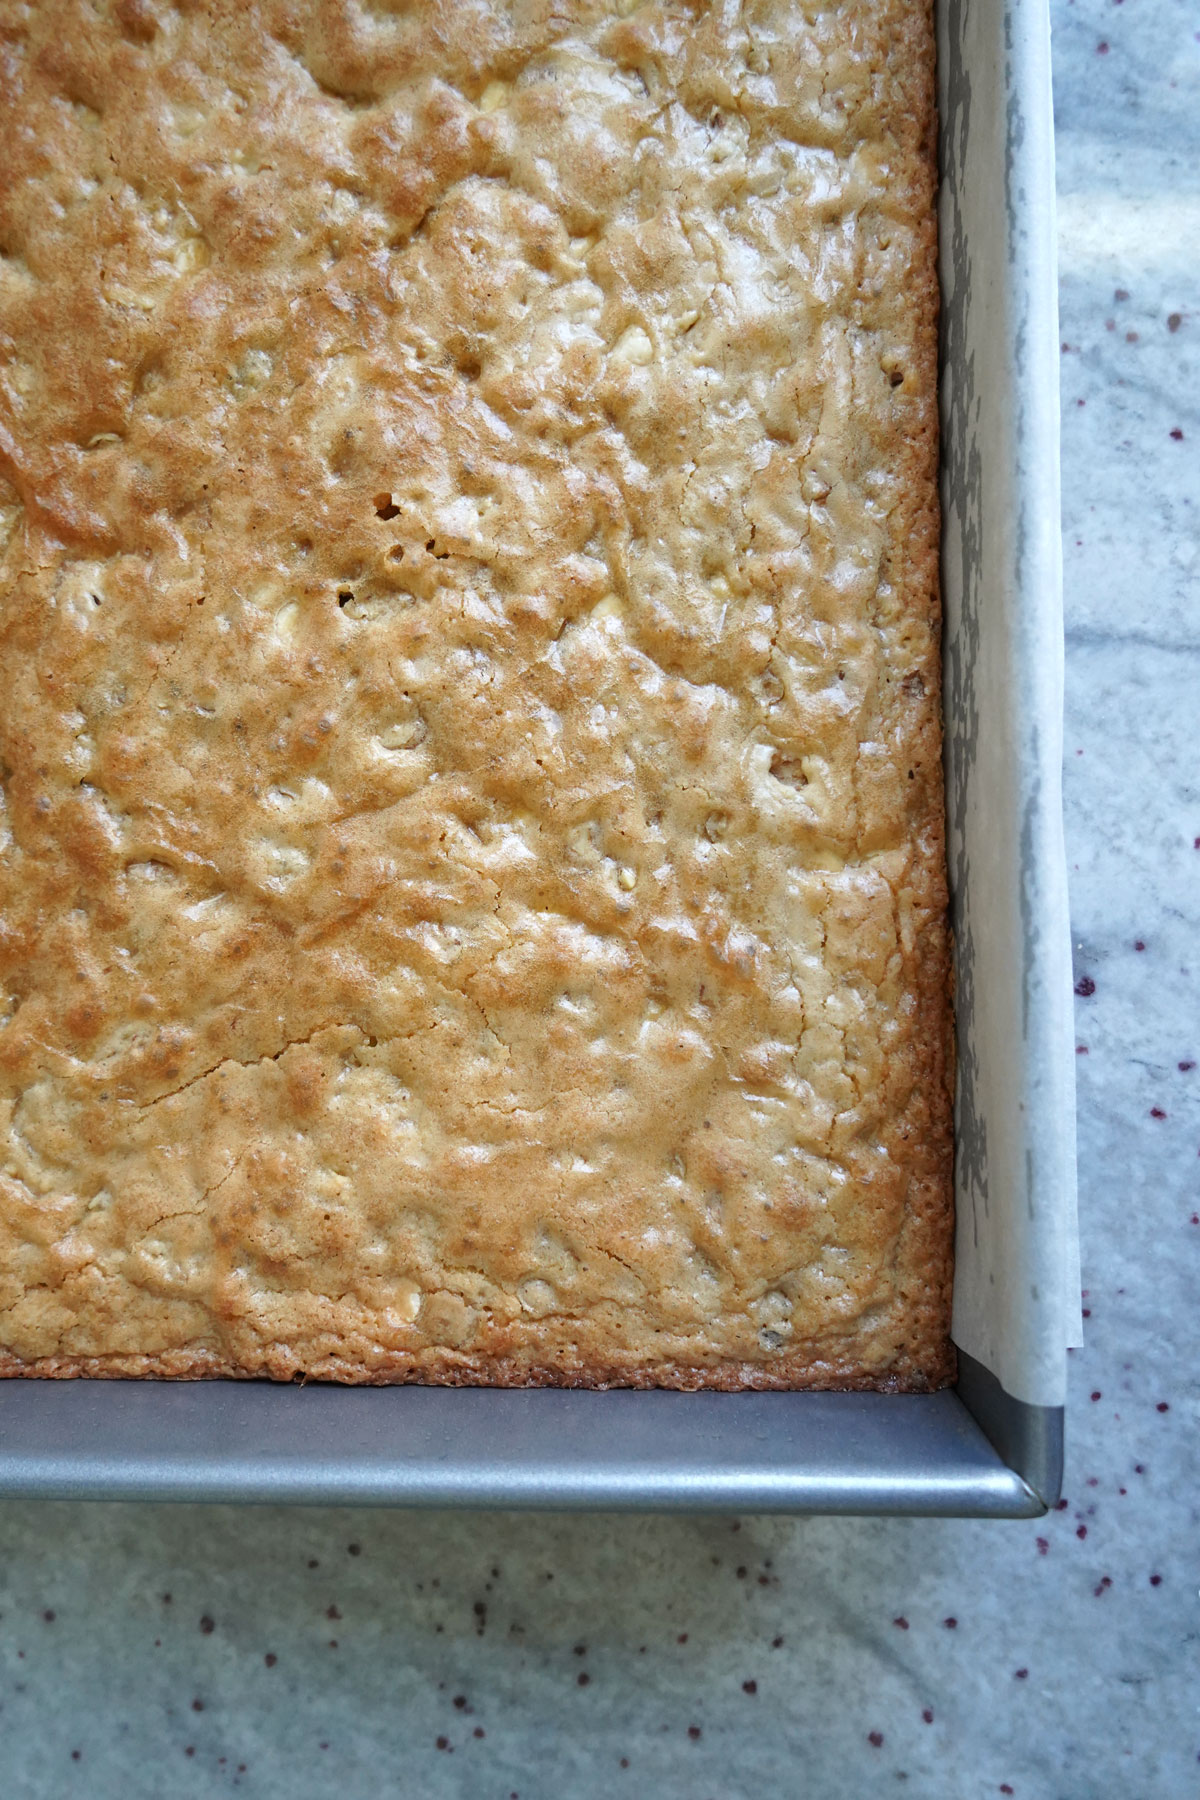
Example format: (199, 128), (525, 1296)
(0, 0), (1076, 1517)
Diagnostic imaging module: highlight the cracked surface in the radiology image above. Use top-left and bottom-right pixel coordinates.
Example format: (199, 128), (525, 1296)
(0, 0), (952, 1388)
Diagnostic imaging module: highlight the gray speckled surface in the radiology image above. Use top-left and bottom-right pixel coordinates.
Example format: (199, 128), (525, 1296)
(2, 4), (1198, 1795)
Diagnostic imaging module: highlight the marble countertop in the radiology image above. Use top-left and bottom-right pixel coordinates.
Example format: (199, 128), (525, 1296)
(1, 4), (1196, 1795)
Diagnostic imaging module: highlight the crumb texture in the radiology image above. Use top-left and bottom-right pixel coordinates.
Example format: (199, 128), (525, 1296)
(0, 0), (952, 1388)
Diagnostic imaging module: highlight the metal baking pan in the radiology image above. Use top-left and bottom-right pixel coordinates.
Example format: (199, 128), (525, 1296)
(0, 0), (1075, 1517)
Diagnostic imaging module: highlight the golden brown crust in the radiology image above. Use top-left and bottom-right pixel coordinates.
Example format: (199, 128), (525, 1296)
(0, 1350), (948, 1392)
(0, 0), (953, 1390)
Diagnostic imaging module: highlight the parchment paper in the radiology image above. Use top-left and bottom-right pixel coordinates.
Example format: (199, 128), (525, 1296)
(938, 0), (1082, 1407)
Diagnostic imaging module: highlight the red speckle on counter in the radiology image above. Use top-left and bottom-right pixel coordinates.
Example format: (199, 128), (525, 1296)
(326, 1605), (341, 1621)
(771, 1637), (784, 1649)
(1150, 1107), (1167, 1119)
(474, 1728), (485, 1740)
(191, 1699), (204, 1713)
(1000, 1787), (1015, 1796)
(1157, 1402), (1170, 1413)
(436, 1737), (449, 1752)
(743, 1680), (758, 1695)
(1076, 1045), (1089, 1055)
(1115, 289), (1130, 302)
(1076, 1527), (1088, 1540)
(577, 1673), (590, 1688)
(893, 1617), (910, 1630)
(687, 1726), (702, 1741)
(677, 1633), (688, 1644)
(1036, 1538), (1049, 1555)
(1179, 1061), (1196, 1072)
(1167, 313), (1182, 331)
(1135, 1464), (1146, 1474)
(1150, 1574), (1163, 1587)
(1074, 975), (1096, 997)
(943, 1618), (957, 1630)
(1105, 319), (1116, 332)
(264, 1654), (277, 1668)
(1097, 40), (1109, 52)
(1056, 1498), (1070, 1511)
(1170, 428), (1184, 441)
(199, 1616), (214, 1635)
(868, 1731), (884, 1748)
(1083, 1308), (1091, 1318)
(347, 1544), (361, 1557)
(1015, 1669), (1029, 1680)
(1094, 1578), (1113, 1597)
(1134, 940), (1145, 951)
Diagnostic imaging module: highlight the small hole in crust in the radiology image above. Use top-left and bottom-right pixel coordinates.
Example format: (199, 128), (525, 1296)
(769, 752), (808, 789)
(337, 589), (354, 608)
(374, 494), (400, 519)
(890, 369), (904, 387)
(388, 545), (405, 562)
